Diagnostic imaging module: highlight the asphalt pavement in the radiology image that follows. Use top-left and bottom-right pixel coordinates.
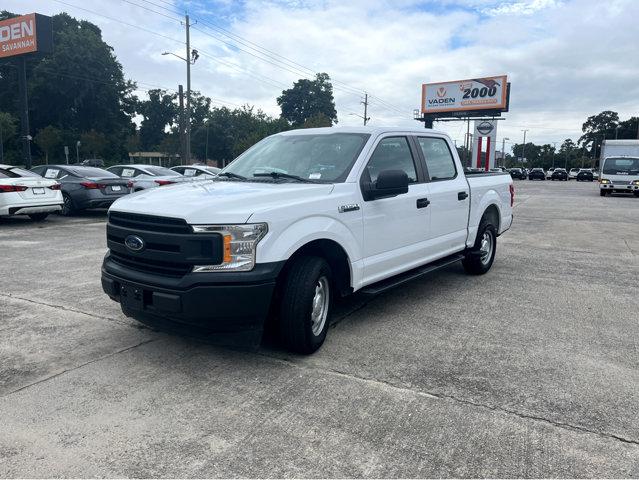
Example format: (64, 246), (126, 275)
(1, 180), (638, 477)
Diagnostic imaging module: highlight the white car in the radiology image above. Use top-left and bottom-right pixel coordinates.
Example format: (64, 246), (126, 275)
(568, 168), (579, 180)
(599, 156), (639, 197)
(106, 164), (188, 191)
(546, 168), (556, 179)
(102, 126), (514, 353)
(0, 164), (63, 221)
(170, 164), (220, 178)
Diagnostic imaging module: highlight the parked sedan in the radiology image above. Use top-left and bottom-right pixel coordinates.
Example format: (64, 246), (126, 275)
(509, 168), (527, 180)
(546, 168), (556, 179)
(568, 168), (579, 180)
(31, 165), (132, 215)
(576, 169), (594, 182)
(171, 164), (220, 178)
(528, 168), (546, 180)
(0, 164), (63, 220)
(551, 168), (568, 181)
(107, 164), (187, 191)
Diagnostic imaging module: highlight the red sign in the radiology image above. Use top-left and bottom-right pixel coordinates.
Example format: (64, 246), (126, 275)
(0, 14), (39, 58)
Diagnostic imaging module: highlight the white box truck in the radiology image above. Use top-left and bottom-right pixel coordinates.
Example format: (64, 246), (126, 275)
(598, 140), (639, 197)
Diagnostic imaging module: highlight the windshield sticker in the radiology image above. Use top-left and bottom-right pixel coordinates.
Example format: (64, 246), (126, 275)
(121, 168), (135, 177)
(44, 169), (59, 179)
(309, 172), (322, 179)
(184, 169), (196, 176)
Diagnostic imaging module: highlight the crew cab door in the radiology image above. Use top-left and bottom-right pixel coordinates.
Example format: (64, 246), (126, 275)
(414, 136), (469, 256)
(359, 135), (431, 284)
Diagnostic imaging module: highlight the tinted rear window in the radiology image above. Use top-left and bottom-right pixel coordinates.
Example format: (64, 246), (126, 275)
(66, 166), (119, 178)
(145, 166), (177, 176)
(0, 168), (19, 178)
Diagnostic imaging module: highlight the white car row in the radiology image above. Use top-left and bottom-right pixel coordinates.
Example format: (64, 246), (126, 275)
(0, 163), (220, 221)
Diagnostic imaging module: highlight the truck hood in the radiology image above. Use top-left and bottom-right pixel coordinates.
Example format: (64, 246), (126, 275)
(109, 180), (335, 224)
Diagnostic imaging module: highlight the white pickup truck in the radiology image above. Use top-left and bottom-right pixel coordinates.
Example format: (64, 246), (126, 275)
(102, 127), (514, 353)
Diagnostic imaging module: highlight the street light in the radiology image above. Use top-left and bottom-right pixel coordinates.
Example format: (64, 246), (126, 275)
(162, 46), (198, 163)
(615, 124), (621, 139)
(348, 112), (370, 125)
(501, 137), (510, 166)
(76, 140), (81, 163)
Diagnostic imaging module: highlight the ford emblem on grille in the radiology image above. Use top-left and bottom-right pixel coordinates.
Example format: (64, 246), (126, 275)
(124, 235), (145, 252)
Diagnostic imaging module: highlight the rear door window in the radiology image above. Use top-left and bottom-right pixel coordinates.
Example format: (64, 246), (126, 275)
(417, 137), (457, 181)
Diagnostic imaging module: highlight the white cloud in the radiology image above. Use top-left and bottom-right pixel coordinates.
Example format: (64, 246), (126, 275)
(4, 0), (639, 150)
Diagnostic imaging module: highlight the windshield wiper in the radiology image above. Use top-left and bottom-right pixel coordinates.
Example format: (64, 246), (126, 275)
(217, 171), (246, 180)
(253, 171), (320, 183)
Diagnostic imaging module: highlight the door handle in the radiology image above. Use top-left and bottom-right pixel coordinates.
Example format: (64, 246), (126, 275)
(458, 191), (469, 200)
(416, 198), (430, 209)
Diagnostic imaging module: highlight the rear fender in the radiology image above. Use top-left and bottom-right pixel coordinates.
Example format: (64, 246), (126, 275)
(468, 190), (502, 246)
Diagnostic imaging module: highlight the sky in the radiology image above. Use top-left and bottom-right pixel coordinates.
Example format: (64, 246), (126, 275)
(5, 0), (639, 152)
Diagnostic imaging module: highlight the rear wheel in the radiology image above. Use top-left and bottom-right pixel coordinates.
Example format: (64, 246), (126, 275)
(278, 256), (332, 354)
(28, 212), (49, 221)
(60, 193), (75, 216)
(462, 220), (497, 275)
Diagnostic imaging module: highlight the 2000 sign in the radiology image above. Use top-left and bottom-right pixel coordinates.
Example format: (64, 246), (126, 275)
(462, 86), (497, 99)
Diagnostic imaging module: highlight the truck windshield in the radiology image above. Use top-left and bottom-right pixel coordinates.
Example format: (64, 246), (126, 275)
(222, 133), (370, 182)
(602, 157), (639, 175)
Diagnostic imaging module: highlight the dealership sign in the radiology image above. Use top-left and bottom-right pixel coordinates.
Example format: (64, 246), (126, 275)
(0, 13), (53, 59)
(421, 75), (508, 114)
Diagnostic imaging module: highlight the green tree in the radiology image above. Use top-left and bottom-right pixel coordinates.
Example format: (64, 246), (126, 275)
(0, 112), (17, 162)
(80, 129), (109, 159)
(302, 112), (333, 128)
(512, 142), (541, 165)
(0, 11), (136, 164)
(277, 73), (337, 127)
(34, 125), (62, 164)
(137, 89), (177, 151)
(579, 110), (619, 156)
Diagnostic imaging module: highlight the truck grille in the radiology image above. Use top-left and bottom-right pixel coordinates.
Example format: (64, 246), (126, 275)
(106, 211), (223, 278)
(108, 211), (192, 234)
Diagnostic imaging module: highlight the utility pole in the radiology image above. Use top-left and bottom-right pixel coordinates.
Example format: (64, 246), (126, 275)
(615, 125), (620, 139)
(552, 142), (557, 168)
(501, 137), (510, 167)
(178, 85), (185, 164)
(360, 93), (370, 126)
(185, 14), (192, 164)
(205, 120), (209, 162)
(521, 129), (529, 164)
(18, 57), (32, 168)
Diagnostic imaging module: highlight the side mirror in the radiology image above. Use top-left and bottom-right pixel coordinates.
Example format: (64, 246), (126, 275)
(364, 169), (409, 200)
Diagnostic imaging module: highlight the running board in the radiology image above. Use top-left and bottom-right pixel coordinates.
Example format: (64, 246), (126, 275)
(360, 253), (466, 295)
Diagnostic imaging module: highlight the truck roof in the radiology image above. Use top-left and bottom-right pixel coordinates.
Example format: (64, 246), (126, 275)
(602, 139), (639, 146)
(277, 126), (449, 137)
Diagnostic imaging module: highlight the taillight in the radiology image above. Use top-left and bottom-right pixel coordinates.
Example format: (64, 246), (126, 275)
(509, 184), (515, 207)
(154, 180), (174, 186)
(0, 185), (28, 193)
(49, 184), (61, 190)
(80, 182), (106, 189)
(127, 181), (134, 189)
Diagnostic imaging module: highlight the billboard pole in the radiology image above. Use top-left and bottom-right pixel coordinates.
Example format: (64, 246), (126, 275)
(18, 57), (32, 169)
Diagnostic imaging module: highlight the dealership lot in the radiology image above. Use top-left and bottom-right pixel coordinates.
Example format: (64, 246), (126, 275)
(1, 181), (638, 477)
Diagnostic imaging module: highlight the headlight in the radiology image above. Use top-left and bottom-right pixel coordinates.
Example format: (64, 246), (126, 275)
(632, 180), (639, 186)
(191, 223), (268, 272)
(600, 179), (611, 184)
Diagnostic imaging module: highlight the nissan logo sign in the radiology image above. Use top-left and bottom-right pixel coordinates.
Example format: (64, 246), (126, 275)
(124, 235), (145, 252)
(477, 122), (494, 135)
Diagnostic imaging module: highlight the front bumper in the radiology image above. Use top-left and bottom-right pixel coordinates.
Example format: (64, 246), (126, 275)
(599, 183), (639, 193)
(101, 254), (284, 333)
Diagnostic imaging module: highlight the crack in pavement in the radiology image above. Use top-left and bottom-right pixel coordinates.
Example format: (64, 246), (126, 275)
(259, 353), (639, 448)
(0, 338), (158, 398)
(0, 293), (151, 331)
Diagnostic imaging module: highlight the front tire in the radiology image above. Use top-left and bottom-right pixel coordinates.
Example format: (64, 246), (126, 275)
(600, 190), (607, 196)
(278, 256), (332, 354)
(463, 220), (497, 275)
(28, 212), (49, 221)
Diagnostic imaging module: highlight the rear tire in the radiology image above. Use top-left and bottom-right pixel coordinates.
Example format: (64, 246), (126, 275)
(463, 220), (497, 275)
(278, 256), (332, 354)
(28, 212), (49, 221)
(61, 193), (75, 216)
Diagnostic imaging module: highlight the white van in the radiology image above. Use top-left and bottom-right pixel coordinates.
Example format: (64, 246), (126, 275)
(598, 156), (639, 197)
